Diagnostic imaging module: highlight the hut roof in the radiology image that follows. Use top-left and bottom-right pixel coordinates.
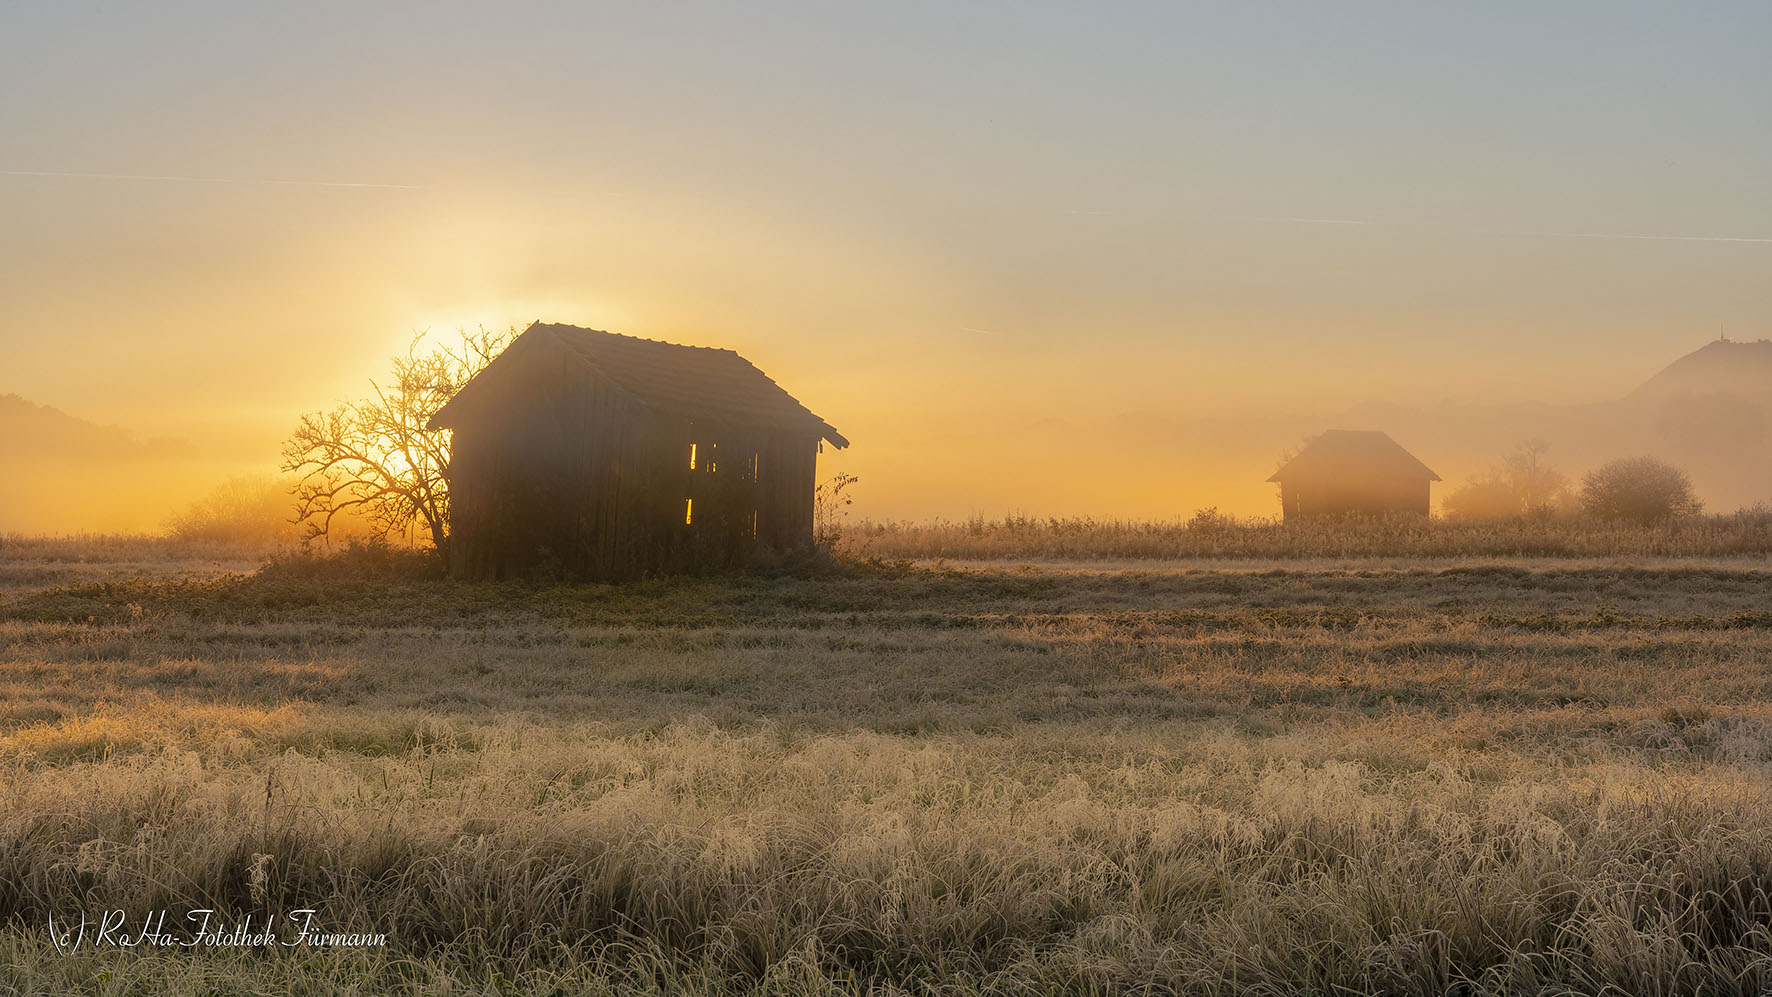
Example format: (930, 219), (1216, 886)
(427, 322), (848, 447)
(1266, 430), (1439, 483)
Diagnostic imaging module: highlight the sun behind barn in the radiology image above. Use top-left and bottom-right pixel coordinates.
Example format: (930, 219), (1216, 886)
(427, 322), (847, 580)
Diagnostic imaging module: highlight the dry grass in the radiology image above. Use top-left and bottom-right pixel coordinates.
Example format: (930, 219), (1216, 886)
(3, 533), (1772, 993)
(843, 511), (1772, 561)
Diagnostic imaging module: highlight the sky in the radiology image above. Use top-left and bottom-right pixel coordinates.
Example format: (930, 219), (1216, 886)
(2, 1), (1769, 525)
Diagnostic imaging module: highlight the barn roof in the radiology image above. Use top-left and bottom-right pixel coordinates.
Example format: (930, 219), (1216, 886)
(427, 322), (848, 447)
(1266, 430), (1439, 483)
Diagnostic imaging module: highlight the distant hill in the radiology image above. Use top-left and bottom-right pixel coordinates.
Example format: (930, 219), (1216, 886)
(1400, 339), (1772, 512)
(0, 395), (208, 533)
(1629, 339), (1772, 402)
(1094, 338), (1772, 518)
(1622, 341), (1772, 466)
(0, 393), (194, 460)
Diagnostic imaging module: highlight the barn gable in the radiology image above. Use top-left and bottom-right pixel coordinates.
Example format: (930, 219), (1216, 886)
(1269, 430), (1440, 484)
(1268, 430), (1439, 521)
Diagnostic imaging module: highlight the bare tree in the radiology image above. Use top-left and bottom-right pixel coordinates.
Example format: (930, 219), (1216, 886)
(1441, 474), (1518, 520)
(281, 327), (513, 565)
(1444, 440), (1575, 520)
(1502, 439), (1572, 516)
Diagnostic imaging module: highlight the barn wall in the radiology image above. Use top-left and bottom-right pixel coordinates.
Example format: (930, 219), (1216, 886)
(447, 342), (639, 579)
(678, 424), (819, 567)
(681, 422), (757, 567)
(445, 351), (826, 579)
(1280, 475), (1432, 521)
(758, 433), (817, 549)
(1279, 483), (1299, 521)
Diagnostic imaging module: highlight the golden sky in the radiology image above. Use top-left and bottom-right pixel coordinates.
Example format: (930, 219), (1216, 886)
(3, 2), (1769, 527)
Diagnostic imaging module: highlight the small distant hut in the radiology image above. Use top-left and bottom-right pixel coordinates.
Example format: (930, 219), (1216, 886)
(1267, 430), (1439, 521)
(427, 322), (848, 580)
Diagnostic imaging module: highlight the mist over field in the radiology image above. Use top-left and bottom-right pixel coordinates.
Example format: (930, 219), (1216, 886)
(8, 338), (1771, 534)
(10, 338), (1772, 538)
(0, 394), (223, 534)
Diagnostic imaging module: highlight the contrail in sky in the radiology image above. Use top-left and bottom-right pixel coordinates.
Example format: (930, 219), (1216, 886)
(1273, 215), (1769, 244)
(1, 169), (420, 190)
(1497, 228), (1772, 245)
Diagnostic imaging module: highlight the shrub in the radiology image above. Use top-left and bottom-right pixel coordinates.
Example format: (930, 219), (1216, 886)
(1441, 477), (1520, 521)
(166, 474), (301, 547)
(259, 537), (444, 582)
(1580, 457), (1703, 524)
(1442, 441), (1576, 521)
(1185, 507), (1237, 533)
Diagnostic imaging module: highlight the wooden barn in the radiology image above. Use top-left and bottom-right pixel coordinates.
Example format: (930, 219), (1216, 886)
(1268, 430), (1439, 521)
(427, 322), (848, 580)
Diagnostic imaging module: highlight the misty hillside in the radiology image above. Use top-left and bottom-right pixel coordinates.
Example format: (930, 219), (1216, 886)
(1047, 339), (1772, 519)
(1629, 339), (1772, 402)
(5, 337), (1771, 532)
(1353, 339), (1772, 513)
(0, 393), (193, 460)
(1632, 340), (1770, 449)
(0, 394), (212, 534)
